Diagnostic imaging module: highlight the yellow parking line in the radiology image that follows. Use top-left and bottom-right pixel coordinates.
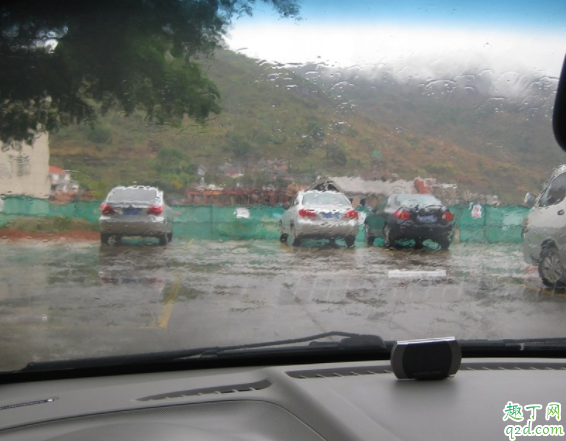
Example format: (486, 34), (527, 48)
(523, 282), (566, 298)
(144, 239), (191, 330)
(156, 273), (183, 329)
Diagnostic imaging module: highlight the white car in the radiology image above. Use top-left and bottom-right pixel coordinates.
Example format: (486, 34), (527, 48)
(279, 190), (359, 247)
(99, 186), (173, 246)
(522, 165), (566, 288)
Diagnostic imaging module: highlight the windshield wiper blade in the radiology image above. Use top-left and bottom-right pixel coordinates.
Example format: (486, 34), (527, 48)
(197, 331), (385, 357)
(15, 331), (387, 374)
(13, 336), (566, 375)
(196, 333), (388, 359)
(6, 335), (566, 383)
(459, 337), (566, 357)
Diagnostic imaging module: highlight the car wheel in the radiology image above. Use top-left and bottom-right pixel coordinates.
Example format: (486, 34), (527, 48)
(159, 234), (169, 246)
(288, 225), (301, 246)
(437, 237), (450, 250)
(383, 225), (395, 248)
(279, 221), (288, 243)
(538, 246), (566, 289)
(100, 233), (110, 245)
(345, 235), (356, 248)
(167, 232), (173, 242)
(364, 225), (375, 246)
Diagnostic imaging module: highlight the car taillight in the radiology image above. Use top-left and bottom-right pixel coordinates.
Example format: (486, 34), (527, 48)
(298, 208), (317, 218)
(442, 211), (454, 222)
(345, 210), (359, 219)
(148, 205), (163, 215)
(100, 204), (115, 215)
(394, 208), (411, 220)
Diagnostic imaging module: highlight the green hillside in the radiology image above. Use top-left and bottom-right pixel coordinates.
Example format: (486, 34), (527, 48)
(50, 49), (561, 203)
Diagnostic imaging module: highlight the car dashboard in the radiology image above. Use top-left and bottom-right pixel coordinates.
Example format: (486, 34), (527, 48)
(0, 357), (564, 440)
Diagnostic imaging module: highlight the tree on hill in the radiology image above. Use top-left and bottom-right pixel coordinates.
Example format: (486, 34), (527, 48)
(224, 132), (254, 159)
(326, 144), (347, 166)
(151, 147), (197, 193)
(0, 0), (299, 145)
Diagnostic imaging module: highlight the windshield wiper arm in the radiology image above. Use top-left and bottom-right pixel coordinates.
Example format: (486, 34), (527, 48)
(14, 335), (566, 375)
(196, 333), (388, 359)
(6, 336), (566, 384)
(459, 337), (566, 357)
(15, 331), (387, 374)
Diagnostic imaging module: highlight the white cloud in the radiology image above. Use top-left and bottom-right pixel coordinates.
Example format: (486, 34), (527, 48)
(227, 23), (565, 83)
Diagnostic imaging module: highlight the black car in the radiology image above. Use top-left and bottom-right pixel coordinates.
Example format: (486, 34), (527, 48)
(364, 193), (454, 249)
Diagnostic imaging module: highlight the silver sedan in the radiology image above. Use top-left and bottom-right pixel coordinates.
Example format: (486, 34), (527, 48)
(279, 190), (359, 247)
(99, 185), (173, 245)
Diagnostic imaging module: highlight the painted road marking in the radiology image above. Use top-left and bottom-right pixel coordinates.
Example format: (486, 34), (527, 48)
(523, 281), (566, 298)
(152, 240), (193, 329)
(388, 269), (447, 279)
(155, 273), (183, 329)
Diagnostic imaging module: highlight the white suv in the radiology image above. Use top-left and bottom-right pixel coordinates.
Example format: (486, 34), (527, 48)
(523, 165), (566, 288)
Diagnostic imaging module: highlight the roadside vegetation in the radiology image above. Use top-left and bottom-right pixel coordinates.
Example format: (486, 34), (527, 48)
(50, 50), (557, 203)
(0, 217), (98, 234)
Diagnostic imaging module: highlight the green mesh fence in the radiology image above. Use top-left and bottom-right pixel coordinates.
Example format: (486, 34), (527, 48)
(484, 205), (529, 243)
(172, 205), (285, 240)
(451, 204), (484, 243)
(0, 197), (529, 243)
(449, 204), (529, 244)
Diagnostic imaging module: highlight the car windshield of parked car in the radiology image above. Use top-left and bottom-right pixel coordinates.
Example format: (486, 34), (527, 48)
(303, 192), (351, 207)
(394, 195), (443, 208)
(538, 173), (566, 207)
(1, 0), (566, 373)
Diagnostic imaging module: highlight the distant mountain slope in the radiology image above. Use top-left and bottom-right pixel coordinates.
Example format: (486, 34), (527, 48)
(50, 49), (561, 202)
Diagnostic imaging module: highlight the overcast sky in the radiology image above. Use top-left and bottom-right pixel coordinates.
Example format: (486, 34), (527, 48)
(226, 0), (566, 80)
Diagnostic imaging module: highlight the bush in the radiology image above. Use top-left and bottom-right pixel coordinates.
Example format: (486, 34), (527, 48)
(86, 125), (112, 144)
(1, 216), (98, 233)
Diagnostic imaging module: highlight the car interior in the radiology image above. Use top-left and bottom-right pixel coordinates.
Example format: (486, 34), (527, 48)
(1, 342), (566, 440)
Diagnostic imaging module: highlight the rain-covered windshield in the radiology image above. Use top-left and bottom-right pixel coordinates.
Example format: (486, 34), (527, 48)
(1, 0), (566, 372)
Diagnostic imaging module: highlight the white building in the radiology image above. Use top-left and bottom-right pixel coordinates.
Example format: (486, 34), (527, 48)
(49, 166), (76, 192)
(0, 133), (51, 199)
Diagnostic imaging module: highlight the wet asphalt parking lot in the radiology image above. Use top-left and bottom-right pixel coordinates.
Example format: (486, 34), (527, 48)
(1, 238), (566, 371)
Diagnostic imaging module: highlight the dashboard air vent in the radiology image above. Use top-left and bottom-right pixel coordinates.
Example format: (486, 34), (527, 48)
(286, 365), (392, 379)
(461, 362), (566, 371)
(136, 379), (272, 402)
(286, 362), (566, 380)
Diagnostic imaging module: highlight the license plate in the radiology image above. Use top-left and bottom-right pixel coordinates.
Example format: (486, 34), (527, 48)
(322, 213), (340, 219)
(417, 215), (436, 223)
(123, 208), (141, 215)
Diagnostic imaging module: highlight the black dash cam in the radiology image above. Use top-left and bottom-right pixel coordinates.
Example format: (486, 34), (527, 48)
(390, 337), (461, 380)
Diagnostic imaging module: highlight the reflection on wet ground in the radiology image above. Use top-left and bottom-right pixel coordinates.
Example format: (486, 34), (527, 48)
(0, 239), (565, 370)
